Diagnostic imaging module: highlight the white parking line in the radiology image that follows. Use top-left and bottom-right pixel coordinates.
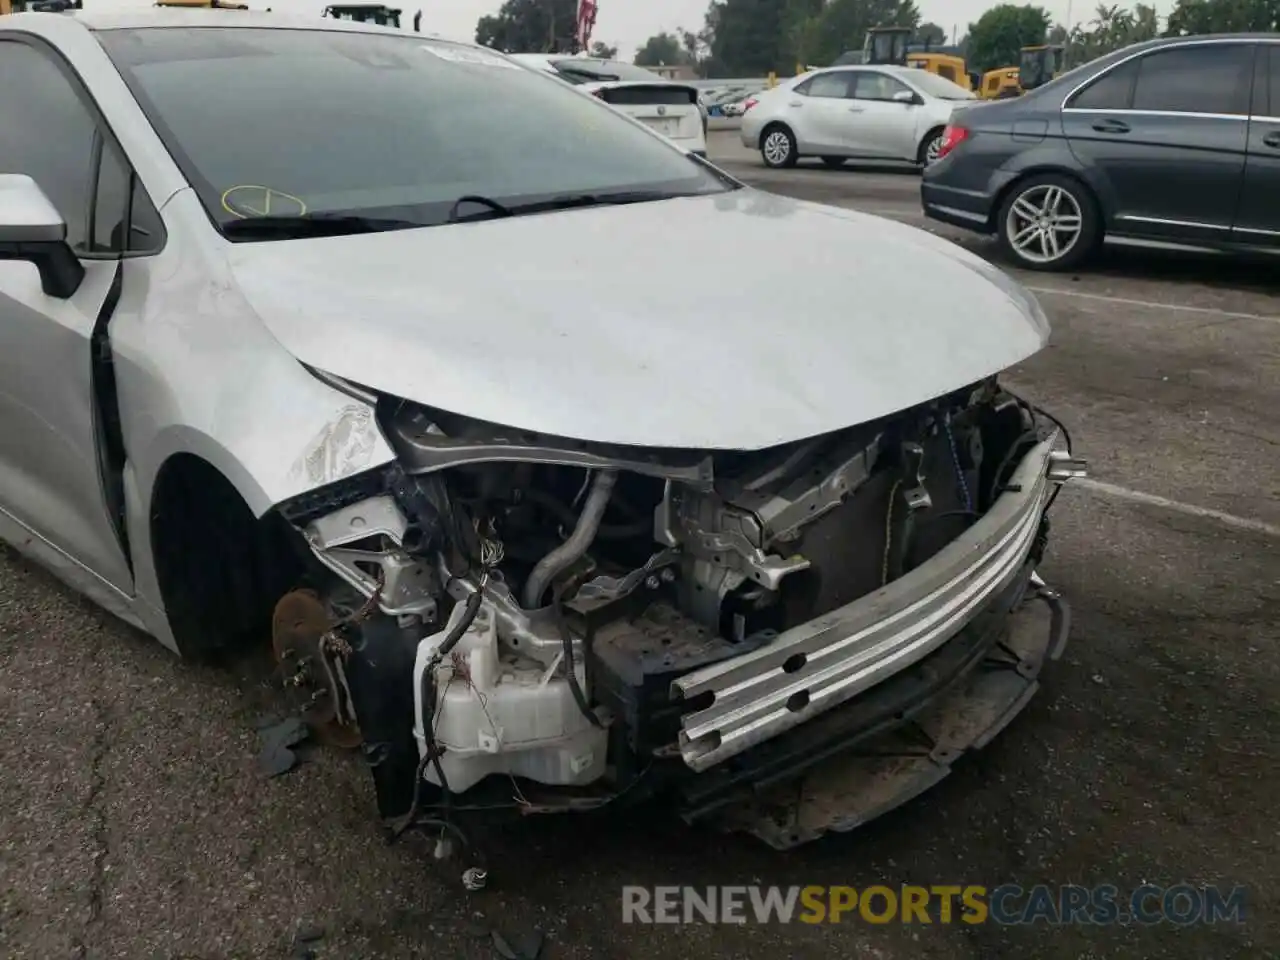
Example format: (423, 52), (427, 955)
(1074, 478), (1280, 538)
(1025, 286), (1280, 326)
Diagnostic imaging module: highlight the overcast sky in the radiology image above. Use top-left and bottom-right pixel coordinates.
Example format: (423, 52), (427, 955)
(88, 0), (1178, 59)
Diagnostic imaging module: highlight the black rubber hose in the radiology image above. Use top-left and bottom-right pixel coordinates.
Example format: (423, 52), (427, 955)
(388, 589), (483, 841)
(552, 583), (601, 728)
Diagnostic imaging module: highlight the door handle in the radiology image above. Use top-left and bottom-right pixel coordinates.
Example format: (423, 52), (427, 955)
(788, 100), (803, 108)
(848, 106), (865, 113)
(1091, 118), (1130, 134)
(1263, 131), (1280, 149)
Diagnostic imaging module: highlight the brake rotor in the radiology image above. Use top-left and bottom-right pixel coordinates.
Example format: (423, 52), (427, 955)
(271, 588), (364, 750)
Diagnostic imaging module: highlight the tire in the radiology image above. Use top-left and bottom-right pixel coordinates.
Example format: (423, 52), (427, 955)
(996, 173), (1102, 272)
(821, 156), (846, 168)
(760, 124), (798, 168)
(918, 127), (945, 166)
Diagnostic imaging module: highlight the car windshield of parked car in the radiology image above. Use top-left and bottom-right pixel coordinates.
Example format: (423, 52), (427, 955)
(96, 28), (730, 236)
(549, 58), (665, 83)
(908, 70), (976, 100)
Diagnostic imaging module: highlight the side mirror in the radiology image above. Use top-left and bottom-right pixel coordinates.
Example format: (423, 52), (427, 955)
(893, 89), (922, 105)
(0, 174), (84, 299)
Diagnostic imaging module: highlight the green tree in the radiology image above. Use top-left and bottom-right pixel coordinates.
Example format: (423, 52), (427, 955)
(965, 3), (1051, 72)
(475, 0), (579, 53)
(917, 20), (948, 46)
(709, 0), (793, 75)
(635, 32), (688, 66)
(589, 40), (619, 58)
(1165, 0), (1280, 34)
(1063, 3), (1164, 65)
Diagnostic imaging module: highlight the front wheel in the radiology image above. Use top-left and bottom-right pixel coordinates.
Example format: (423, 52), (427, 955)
(761, 125), (798, 168)
(996, 174), (1102, 271)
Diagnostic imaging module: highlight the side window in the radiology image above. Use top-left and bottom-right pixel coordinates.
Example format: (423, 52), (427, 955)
(1131, 44), (1254, 115)
(938, 65), (957, 83)
(1069, 60), (1138, 110)
(91, 137), (164, 254)
(852, 72), (910, 101)
(800, 72), (852, 99)
(0, 40), (96, 250)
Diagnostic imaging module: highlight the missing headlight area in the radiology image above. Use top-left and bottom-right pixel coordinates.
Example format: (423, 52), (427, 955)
(271, 378), (1083, 852)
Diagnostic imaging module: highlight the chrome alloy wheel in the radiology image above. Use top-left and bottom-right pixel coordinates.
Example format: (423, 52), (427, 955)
(1004, 184), (1083, 265)
(924, 134), (943, 164)
(762, 129), (792, 166)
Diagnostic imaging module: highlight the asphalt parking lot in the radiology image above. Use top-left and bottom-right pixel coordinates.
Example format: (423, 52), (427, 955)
(2, 130), (1277, 960)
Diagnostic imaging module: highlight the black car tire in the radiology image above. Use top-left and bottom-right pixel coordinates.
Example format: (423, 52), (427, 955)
(761, 124), (798, 168)
(821, 156), (846, 168)
(918, 127), (945, 165)
(996, 173), (1102, 272)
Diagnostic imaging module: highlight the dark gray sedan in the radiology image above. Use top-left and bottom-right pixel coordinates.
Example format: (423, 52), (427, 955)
(922, 34), (1280, 271)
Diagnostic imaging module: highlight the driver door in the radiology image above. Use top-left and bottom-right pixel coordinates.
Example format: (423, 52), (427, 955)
(0, 37), (162, 592)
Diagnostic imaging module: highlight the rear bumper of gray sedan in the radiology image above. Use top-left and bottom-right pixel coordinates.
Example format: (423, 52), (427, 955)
(921, 180), (997, 233)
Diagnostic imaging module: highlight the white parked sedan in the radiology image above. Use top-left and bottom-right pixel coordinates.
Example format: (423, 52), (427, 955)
(740, 64), (976, 169)
(510, 53), (708, 156)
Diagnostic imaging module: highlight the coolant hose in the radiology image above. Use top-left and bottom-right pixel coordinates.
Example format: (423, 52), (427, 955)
(522, 469), (619, 608)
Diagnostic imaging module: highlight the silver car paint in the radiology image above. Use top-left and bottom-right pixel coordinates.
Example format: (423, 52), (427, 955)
(741, 66), (965, 161)
(0, 11), (1049, 655)
(230, 189), (1049, 449)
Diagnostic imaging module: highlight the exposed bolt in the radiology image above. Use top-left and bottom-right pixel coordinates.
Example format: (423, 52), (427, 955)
(644, 575), (661, 590)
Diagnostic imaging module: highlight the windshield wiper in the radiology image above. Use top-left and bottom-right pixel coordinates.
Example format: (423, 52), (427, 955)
(447, 195), (514, 223)
(446, 190), (706, 224)
(222, 213), (424, 240)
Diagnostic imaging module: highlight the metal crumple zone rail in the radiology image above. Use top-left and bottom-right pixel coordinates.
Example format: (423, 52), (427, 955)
(673, 434), (1065, 773)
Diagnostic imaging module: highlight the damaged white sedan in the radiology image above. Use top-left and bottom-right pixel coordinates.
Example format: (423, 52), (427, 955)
(0, 11), (1085, 851)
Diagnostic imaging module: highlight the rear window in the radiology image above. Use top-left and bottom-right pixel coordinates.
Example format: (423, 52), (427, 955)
(96, 28), (730, 231)
(549, 58), (665, 83)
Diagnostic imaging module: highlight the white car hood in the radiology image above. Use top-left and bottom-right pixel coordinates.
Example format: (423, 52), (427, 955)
(227, 189), (1049, 450)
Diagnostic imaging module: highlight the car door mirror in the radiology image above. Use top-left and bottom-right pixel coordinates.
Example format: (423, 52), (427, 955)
(0, 174), (83, 299)
(893, 90), (922, 105)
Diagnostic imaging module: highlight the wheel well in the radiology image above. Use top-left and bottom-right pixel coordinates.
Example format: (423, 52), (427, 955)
(919, 124), (946, 161)
(150, 454), (306, 661)
(990, 167), (1101, 232)
(761, 120), (794, 140)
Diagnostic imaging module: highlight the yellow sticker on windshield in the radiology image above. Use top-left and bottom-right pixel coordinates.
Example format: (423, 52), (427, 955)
(221, 185), (308, 219)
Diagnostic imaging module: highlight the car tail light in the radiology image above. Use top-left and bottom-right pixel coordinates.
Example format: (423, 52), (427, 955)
(742, 97), (758, 113)
(936, 125), (969, 160)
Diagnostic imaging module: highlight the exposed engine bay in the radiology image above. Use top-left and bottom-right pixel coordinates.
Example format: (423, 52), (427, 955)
(271, 377), (1084, 852)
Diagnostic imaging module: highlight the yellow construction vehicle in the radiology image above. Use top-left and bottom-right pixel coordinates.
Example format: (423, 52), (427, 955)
(1018, 43), (1065, 91)
(977, 44), (1064, 100)
(906, 51), (973, 91)
(322, 3), (402, 27)
(861, 25), (913, 66)
(979, 66), (1023, 99)
(851, 26), (976, 92)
